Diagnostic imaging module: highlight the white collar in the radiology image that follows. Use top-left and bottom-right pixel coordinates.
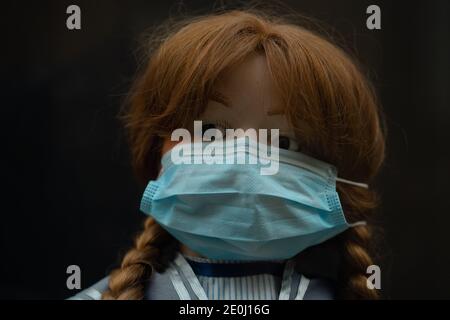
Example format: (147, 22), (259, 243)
(167, 252), (310, 300)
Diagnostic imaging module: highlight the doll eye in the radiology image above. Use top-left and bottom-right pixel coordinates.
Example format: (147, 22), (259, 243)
(279, 135), (299, 151)
(202, 121), (231, 140)
(202, 123), (219, 133)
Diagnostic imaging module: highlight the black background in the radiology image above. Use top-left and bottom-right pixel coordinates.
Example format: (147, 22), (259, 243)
(2, 0), (449, 299)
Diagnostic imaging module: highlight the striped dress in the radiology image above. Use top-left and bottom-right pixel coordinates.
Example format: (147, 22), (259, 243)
(183, 255), (286, 300)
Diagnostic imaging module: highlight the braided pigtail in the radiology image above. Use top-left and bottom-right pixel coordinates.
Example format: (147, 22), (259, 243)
(336, 184), (382, 300)
(102, 217), (178, 299)
(339, 225), (379, 299)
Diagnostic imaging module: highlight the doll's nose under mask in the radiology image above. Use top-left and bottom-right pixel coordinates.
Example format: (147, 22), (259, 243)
(140, 137), (367, 261)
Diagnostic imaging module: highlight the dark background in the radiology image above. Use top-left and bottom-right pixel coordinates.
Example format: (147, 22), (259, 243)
(1, 0), (449, 299)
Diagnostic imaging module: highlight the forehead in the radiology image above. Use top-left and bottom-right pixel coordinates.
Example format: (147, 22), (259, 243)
(217, 55), (273, 94)
(202, 54), (294, 134)
(214, 54), (284, 115)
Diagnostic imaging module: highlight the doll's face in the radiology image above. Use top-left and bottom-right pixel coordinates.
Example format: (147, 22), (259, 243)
(159, 54), (302, 257)
(161, 53), (299, 157)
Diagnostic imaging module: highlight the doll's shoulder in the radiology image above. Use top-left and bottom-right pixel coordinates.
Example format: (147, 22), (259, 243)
(67, 276), (109, 300)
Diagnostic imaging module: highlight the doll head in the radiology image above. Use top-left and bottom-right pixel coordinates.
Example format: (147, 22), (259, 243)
(103, 9), (386, 299)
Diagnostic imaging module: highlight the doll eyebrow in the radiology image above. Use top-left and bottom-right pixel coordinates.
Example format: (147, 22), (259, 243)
(209, 91), (284, 115)
(209, 91), (231, 108)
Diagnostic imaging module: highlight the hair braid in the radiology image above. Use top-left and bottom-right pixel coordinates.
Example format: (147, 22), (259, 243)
(102, 217), (178, 300)
(339, 225), (380, 299)
(336, 185), (382, 300)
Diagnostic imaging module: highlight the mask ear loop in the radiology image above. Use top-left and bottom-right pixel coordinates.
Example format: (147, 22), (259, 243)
(335, 178), (370, 227)
(336, 177), (369, 189)
(348, 221), (367, 227)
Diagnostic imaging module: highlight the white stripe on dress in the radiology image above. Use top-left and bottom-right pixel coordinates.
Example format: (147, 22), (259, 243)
(183, 274), (282, 300)
(189, 255), (283, 300)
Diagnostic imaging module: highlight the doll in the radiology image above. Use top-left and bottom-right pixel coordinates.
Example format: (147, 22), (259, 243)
(71, 9), (386, 300)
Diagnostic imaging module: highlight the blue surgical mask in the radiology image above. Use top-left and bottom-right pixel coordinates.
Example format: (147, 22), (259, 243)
(140, 137), (367, 261)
